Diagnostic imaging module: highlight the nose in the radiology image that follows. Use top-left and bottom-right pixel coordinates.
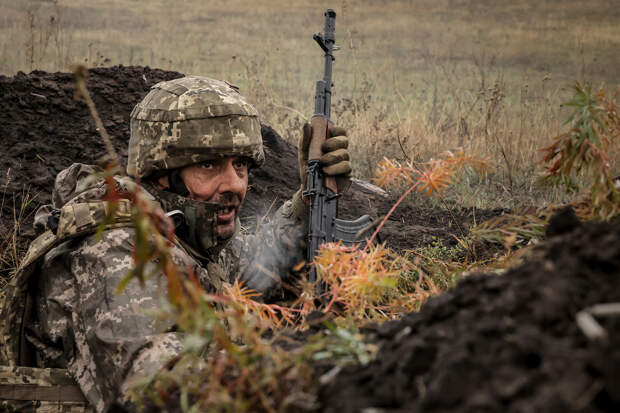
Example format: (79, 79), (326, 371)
(216, 160), (245, 196)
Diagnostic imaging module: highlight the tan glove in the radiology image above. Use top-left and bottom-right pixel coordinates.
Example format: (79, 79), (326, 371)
(298, 122), (352, 194)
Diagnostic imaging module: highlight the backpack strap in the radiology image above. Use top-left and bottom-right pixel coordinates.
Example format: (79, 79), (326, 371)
(0, 366), (90, 409)
(56, 198), (134, 239)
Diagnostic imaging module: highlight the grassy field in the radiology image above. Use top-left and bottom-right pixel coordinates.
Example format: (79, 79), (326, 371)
(1, 0), (618, 208)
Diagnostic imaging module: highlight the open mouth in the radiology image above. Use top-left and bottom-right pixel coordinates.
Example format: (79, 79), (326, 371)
(217, 205), (236, 222)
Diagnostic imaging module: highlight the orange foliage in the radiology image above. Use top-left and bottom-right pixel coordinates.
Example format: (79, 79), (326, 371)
(223, 280), (300, 328)
(315, 242), (439, 319)
(375, 149), (489, 197)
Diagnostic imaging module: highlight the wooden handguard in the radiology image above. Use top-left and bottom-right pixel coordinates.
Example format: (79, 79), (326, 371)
(309, 116), (338, 193)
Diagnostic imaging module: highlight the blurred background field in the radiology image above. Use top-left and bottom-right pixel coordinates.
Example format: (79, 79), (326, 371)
(1, 0), (618, 208)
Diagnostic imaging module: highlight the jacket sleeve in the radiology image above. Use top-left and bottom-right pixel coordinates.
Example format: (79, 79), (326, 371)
(230, 197), (308, 301)
(36, 227), (205, 413)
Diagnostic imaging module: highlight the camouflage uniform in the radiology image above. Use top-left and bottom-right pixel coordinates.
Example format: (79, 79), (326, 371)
(0, 77), (307, 412)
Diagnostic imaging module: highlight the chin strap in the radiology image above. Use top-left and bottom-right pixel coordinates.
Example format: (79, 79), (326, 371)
(144, 175), (240, 261)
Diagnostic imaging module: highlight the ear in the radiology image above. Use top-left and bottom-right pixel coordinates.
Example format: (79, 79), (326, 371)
(156, 174), (170, 190)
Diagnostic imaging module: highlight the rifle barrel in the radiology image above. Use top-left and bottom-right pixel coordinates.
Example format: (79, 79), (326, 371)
(314, 9), (336, 119)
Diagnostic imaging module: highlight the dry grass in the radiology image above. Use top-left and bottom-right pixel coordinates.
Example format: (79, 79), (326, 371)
(0, 183), (37, 285)
(0, 0), (618, 209)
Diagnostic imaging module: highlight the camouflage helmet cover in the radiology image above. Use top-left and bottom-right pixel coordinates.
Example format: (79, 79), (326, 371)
(128, 76), (265, 178)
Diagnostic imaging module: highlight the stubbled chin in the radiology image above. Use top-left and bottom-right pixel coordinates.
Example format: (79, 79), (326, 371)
(216, 221), (236, 240)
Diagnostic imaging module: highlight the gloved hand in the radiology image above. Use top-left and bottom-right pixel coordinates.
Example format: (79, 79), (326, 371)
(298, 122), (352, 194)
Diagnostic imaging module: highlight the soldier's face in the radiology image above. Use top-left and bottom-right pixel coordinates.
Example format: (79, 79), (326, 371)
(180, 157), (249, 239)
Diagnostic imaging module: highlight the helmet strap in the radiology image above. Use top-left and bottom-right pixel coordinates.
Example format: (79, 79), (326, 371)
(168, 169), (190, 197)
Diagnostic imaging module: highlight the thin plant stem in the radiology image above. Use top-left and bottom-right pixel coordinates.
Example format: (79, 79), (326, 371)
(72, 64), (123, 175)
(366, 182), (417, 247)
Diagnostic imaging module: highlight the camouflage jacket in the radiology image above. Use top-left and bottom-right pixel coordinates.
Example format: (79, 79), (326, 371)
(0, 163), (306, 412)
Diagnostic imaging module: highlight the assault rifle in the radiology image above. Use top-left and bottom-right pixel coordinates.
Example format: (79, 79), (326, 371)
(305, 9), (373, 286)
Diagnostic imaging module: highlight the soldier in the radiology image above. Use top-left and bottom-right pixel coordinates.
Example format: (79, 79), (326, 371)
(0, 76), (352, 412)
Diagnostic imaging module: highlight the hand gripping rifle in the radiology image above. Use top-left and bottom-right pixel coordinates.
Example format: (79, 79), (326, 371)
(305, 9), (374, 287)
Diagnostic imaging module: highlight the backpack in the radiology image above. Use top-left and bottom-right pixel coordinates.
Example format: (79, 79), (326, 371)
(0, 199), (133, 411)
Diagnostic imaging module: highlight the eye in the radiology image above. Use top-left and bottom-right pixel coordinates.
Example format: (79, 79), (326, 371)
(201, 161), (214, 169)
(233, 158), (249, 169)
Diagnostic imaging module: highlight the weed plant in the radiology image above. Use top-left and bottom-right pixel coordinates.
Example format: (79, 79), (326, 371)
(539, 83), (619, 220)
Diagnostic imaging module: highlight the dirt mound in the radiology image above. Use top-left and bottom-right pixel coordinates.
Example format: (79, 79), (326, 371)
(0, 66), (183, 241)
(0, 65), (501, 270)
(320, 215), (620, 412)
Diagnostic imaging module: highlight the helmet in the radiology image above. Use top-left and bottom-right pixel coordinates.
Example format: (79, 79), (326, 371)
(128, 76), (264, 179)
